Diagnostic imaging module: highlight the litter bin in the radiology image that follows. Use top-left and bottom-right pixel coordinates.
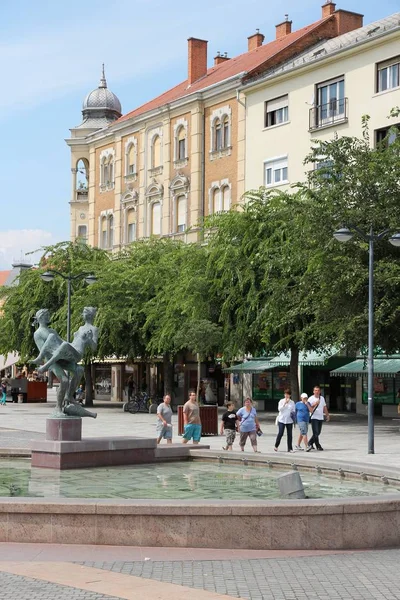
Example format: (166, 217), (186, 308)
(178, 405), (218, 436)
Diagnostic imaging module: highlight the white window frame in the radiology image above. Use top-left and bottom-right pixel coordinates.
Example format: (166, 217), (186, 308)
(377, 56), (400, 93)
(99, 148), (115, 191)
(125, 137), (138, 179)
(208, 179), (231, 214)
(210, 105), (232, 158)
(77, 225), (87, 241)
(265, 95), (289, 128)
(316, 76), (345, 126)
(263, 156), (289, 188)
(173, 118), (188, 165)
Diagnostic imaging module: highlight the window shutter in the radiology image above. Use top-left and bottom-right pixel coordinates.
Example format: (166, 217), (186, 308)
(177, 196), (186, 229)
(266, 95), (288, 112)
(152, 202), (161, 235)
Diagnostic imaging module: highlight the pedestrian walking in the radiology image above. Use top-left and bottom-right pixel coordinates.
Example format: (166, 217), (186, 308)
(182, 390), (202, 445)
(220, 402), (237, 450)
(307, 385), (330, 451)
(156, 394), (173, 444)
(237, 397), (261, 453)
(274, 388), (296, 452)
(295, 393), (310, 450)
(0, 380), (7, 405)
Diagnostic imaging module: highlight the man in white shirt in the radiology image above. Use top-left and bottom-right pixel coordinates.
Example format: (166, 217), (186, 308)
(307, 386), (330, 451)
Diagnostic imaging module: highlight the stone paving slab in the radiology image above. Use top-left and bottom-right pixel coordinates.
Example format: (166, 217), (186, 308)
(80, 548), (400, 600)
(0, 570), (124, 600)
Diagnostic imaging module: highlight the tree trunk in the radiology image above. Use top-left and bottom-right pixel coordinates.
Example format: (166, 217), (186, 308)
(289, 345), (300, 402)
(196, 353), (201, 403)
(84, 361), (94, 407)
(163, 353), (174, 400)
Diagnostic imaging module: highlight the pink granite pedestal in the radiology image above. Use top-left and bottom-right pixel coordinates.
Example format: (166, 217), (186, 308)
(31, 437), (158, 469)
(46, 417), (82, 441)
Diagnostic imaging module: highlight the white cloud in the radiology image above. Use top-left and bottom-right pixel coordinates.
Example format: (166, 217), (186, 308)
(0, 229), (58, 270)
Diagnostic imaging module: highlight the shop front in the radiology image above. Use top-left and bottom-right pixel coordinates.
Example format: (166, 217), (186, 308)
(330, 356), (400, 417)
(225, 351), (355, 411)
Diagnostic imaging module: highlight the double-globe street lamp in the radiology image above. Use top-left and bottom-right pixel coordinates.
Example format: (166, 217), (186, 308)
(40, 270), (97, 343)
(333, 226), (400, 454)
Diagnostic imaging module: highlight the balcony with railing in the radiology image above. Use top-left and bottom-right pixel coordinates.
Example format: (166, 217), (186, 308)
(309, 98), (348, 131)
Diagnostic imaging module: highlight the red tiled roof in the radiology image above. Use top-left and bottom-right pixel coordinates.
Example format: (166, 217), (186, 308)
(117, 15), (333, 124)
(0, 271), (11, 286)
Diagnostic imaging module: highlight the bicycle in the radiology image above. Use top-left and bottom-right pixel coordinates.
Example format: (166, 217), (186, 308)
(123, 392), (151, 413)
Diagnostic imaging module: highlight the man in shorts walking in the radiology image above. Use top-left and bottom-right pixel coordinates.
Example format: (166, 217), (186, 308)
(182, 390), (202, 445)
(295, 393), (310, 450)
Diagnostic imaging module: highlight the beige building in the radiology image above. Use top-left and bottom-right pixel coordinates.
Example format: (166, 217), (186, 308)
(65, 2), (369, 402)
(243, 9), (400, 191)
(66, 2), (365, 251)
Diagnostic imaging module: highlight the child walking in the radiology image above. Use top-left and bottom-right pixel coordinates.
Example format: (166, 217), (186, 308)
(220, 402), (237, 450)
(295, 392), (310, 450)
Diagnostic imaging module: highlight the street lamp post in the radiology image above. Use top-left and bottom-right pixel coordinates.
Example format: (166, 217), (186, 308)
(40, 270), (97, 342)
(333, 226), (400, 454)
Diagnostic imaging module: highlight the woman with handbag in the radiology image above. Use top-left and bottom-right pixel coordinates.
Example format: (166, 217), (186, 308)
(274, 388), (296, 453)
(236, 397), (261, 453)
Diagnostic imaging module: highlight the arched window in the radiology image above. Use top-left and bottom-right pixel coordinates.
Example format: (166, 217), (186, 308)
(212, 188), (220, 213)
(77, 225), (87, 241)
(177, 126), (186, 160)
(222, 186), (230, 211)
(101, 157), (108, 186)
(108, 157), (114, 185)
(151, 202), (161, 236)
(176, 195), (186, 233)
(127, 209), (136, 243)
(214, 119), (222, 151)
(108, 215), (114, 248)
(76, 159), (89, 190)
(101, 217), (107, 248)
(152, 135), (161, 169)
(222, 116), (229, 148)
(127, 144), (136, 175)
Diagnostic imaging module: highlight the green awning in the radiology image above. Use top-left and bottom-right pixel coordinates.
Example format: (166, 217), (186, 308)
(223, 360), (274, 374)
(269, 349), (338, 367)
(330, 358), (400, 378)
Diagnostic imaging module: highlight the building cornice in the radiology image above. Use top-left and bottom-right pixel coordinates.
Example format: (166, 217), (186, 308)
(240, 25), (400, 94)
(81, 74), (244, 145)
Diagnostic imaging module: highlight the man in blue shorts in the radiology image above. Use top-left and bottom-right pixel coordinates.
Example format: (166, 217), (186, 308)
(295, 393), (310, 451)
(182, 390), (202, 444)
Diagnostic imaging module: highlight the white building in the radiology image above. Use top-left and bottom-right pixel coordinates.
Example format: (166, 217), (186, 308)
(242, 11), (400, 191)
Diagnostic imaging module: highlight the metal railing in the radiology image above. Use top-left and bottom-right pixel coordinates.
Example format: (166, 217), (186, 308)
(309, 98), (348, 131)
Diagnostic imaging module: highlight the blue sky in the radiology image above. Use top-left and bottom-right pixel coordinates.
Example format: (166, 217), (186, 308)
(0, 0), (398, 269)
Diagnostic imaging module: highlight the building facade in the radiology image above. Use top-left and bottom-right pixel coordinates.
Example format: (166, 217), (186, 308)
(66, 2), (365, 250)
(66, 2), (374, 403)
(243, 10), (400, 191)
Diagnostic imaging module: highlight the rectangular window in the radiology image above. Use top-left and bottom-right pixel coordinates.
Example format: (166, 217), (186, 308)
(265, 95), (289, 128)
(177, 196), (186, 232)
(77, 225), (87, 241)
(311, 77), (346, 129)
(178, 138), (186, 160)
(128, 163), (135, 175)
(375, 124), (400, 147)
(128, 222), (136, 242)
(151, 202), (161, 236)
(377, 57), (400, 92)
(264, 156), (288, 187)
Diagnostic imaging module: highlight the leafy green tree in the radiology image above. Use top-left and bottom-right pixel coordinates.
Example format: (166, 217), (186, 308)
(0, 241), (109, 405)
(204, 191), (327, 400)
(299, 116), (400, 354)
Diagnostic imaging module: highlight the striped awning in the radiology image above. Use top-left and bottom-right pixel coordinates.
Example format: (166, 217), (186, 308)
(330, 358), (400, 378)
(223, 360), (274, 374)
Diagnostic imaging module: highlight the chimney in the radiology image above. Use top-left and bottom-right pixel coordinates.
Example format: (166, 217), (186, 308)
(334, 9), (363, 35)
(248, 29), (265, 51)
(188, 37), (208, 85)
(214, 51), (230, 66)
(322, 1), (336, 18)
(275, 15), (292, 39)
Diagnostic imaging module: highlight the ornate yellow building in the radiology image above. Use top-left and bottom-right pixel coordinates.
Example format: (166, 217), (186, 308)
(66, 2), (364, 252)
